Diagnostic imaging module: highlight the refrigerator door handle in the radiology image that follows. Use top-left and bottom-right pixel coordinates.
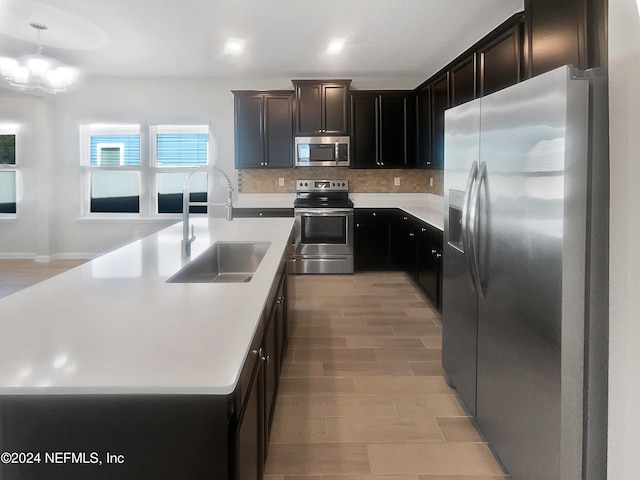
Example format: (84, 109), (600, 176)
(468, 160), (487, 299)
(461, 161), (479, 292)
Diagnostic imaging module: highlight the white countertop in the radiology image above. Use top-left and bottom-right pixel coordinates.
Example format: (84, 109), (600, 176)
(0, 217), (294, 396)
(236, 193), (444, 230)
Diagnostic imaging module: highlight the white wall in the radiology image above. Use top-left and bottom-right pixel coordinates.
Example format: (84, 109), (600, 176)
(1, 74), (422, 259)
(608, 0), (640, 478)
(0, 90), (49, 258)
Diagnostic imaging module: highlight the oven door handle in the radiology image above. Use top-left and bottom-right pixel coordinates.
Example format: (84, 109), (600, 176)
(294, 208), (354, 216)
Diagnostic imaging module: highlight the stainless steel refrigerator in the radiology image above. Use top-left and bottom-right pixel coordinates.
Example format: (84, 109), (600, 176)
(442, 65), (608, 480)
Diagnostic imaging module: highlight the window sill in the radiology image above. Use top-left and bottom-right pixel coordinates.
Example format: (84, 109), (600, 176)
(76, 215), (186, 223)
(0, 215), (18, 222)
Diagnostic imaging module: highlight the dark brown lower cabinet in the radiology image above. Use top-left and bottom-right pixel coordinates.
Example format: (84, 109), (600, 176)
(355, 209), (442, 310)
(233, 261), (287, 480)
(354, 209), (400, 270)
(235, 353), (263, 480)
(415, 225), (442, 309)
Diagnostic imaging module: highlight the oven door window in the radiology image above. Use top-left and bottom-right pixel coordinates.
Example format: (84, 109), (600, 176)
(301, 215), (346, 244)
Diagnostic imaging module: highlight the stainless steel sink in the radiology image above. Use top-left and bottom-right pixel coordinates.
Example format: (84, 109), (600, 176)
(167, 241), (271, 283)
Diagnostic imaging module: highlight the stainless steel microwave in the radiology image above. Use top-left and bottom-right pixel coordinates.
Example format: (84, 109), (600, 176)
(295, 136), (350, 167)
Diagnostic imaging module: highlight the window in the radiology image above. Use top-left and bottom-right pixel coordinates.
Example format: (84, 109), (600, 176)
(0, 125), (18, 216)
(151, 125), (209, 214)
(80, 124), (210, 216)
(81, 124), (141, 214)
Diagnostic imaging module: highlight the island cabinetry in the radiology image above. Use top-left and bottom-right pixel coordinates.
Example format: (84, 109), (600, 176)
(232, 258), (288, 480)
(354, 209), (400, 271)
(292, 80), (351, 135)
(233, 91), (294, 169)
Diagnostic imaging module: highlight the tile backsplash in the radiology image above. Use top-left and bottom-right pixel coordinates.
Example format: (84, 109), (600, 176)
(239, 168), (443, 195)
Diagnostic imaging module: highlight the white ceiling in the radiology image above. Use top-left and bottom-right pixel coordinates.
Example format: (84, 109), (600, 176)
(0, 0), (524, 87)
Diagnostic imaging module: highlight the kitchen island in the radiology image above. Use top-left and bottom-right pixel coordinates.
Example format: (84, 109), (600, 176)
(0, 217), (295, 480)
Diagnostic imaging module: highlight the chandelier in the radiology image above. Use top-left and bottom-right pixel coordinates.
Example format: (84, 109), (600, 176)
(0, 23), (79, 94)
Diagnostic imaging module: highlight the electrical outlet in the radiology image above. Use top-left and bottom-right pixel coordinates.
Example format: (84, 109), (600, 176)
(278, 177), (285, 187)
(394, 177), (400, 186)
(430, 177), (434, 187)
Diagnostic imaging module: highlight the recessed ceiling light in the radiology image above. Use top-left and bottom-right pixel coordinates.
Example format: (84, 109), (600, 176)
(326, 38), (345, 55)
(224, 38), (245, 56)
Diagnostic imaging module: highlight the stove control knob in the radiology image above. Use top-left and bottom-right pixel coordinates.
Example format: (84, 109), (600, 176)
(342, 182), (346, 187)
(332, 182), (335, 187)
(305, 182), (308, 187)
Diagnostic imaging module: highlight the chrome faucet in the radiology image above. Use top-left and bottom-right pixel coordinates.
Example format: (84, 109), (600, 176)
(182, 165), (234, 258)
(211, 164), (234, 222)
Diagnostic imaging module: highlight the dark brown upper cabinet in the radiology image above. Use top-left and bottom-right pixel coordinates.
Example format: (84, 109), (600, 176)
(479, 22), (523, 97)
(449, 54), (477, 107)
(524, 0), (607, 77)
(429, 73), (449, 171)
(415, 84), (432, 168)
(350, 91), (415, 169)
(292, 80), (351, 135)
(233, 91), (294, 169)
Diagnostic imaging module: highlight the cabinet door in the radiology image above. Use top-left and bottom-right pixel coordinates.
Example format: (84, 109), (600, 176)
(295, 83), (323, 134)
(350, 93), (379, 168)
(294, 81), (350, 135)
(236, 357), (262, 480)
(323, 84), (349, 135)
(525, 0), (587, 76)
(380, 93), (414, 167)
(276, 273), (287, 367)
(479, 23), (522, 97)
(415, 85), (432, 168)
(450, 54), (476, 107)
(399, 216), (416, 276)
(430, 73), (449, 170)
(416, 233), (441, 308)
(354, 210), (397, 271)
(264, 94), (293, 168)
(235, 94), (264, 169)
(263, 311), (278, 453)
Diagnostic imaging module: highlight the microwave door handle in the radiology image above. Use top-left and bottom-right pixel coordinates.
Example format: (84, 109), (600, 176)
(335, 142), (339, 166)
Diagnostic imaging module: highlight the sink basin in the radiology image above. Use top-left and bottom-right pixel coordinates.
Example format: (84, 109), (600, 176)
(167, 241), (271, 283)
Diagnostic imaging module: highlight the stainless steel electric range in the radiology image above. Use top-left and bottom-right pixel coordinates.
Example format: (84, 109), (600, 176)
(290, 179), (354, 274)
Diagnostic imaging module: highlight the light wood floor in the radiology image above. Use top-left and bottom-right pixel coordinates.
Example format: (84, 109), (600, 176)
(0, 262), (503, 478)
(265, 272), (504, 480)
(0, 259), (87, 299)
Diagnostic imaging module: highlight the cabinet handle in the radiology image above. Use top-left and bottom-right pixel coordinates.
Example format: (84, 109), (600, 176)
(436, 253), (442, 259)
(277, 296), (284, 304)
(421, 228), (426, 232)
(409, 232), (415, 237)
(431, 249), (437, 254)
(252, 348), (261, 356)
(372, 212), (376, 216)
(403, 217), (408, 221)
(259, 212), (263, 216)
(356, 223), (360, 227)
(262, 354), (271, 363)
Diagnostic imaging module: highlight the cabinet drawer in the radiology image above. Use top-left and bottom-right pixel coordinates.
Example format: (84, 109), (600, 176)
(233, 208), (294, 218)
